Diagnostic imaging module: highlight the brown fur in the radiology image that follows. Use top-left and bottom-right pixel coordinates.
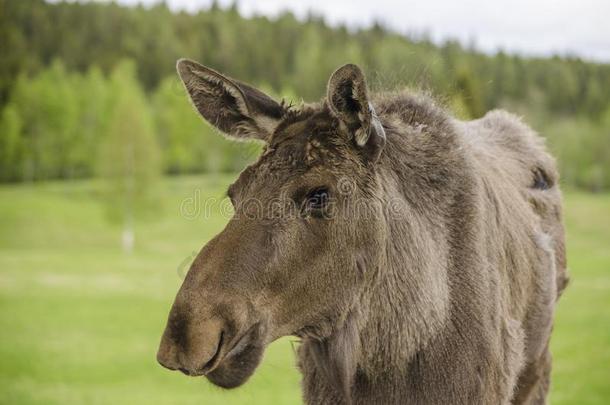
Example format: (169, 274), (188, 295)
(157, 60), (568, 405)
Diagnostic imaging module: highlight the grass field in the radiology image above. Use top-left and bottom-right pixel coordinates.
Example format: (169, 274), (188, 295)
(0, 176), (608, 404)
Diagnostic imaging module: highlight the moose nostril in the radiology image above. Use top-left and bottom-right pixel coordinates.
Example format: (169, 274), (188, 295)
(158, 316), (226, 375)
(201, 330), (225, 372)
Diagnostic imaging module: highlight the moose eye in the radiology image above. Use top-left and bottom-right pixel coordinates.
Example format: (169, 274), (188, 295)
(304, 187), (330, 211)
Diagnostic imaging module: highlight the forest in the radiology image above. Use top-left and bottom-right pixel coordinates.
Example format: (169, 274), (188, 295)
(1, 0), (610, 190)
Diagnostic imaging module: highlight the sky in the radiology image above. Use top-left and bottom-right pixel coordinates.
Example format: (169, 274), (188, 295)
(109, 0), (610, 62)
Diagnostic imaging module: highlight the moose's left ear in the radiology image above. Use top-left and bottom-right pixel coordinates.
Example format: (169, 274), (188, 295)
(327, 64), (386, 160)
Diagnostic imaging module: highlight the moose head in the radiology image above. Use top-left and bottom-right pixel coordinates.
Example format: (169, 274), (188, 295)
(157, 59), (389, 389)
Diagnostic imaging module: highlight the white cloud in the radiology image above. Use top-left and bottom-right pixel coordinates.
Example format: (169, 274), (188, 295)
(112, 0), (610, 61)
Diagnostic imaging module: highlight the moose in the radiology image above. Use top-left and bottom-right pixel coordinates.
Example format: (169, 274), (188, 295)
(157, 59), (568, 404)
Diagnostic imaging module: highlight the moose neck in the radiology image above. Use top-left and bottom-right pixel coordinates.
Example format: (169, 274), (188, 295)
(355, 178), (452, 394)
(299, 104), (465, 404)
(299, 180), (453, 404)
(299, 170), (454, 404)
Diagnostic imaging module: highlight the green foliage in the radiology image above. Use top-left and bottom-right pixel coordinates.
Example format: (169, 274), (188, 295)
(96, 60), (162, 231)
(74, 67), (110, 178)
(0, 103), (22, 181)
(152, 76), (205, 174)
(151, 76), (236, 174)
(3, 60), (80, 180)
(1, 0), (610, 190)
(454, 65), (485, 119)
(544, 109), (610, 192)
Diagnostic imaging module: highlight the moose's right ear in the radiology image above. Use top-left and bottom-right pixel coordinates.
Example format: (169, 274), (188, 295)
(176, 59), (285, 141)
(327, 64), (386, 162)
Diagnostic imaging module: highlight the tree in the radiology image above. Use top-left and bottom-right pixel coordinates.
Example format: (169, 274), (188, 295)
(97, 60), (161, 253)
(6, 60), (79, 180)
(71, 66), (110, 178)
(152, 76), (211, 174)
(0, 103), (22, 181)
(454, 66), (485, 119)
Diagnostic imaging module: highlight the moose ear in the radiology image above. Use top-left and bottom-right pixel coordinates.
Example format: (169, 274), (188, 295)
(177, 58), (285, 141)
(327, 64), (385, 161)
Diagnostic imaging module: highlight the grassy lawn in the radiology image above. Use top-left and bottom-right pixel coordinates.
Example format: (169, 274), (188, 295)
(0, 176), (608, 404)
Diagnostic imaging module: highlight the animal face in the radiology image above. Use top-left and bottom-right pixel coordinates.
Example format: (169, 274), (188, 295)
(157, 60), (387, 388)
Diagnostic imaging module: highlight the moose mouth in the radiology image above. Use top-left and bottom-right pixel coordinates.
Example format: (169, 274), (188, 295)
(199, 322), (266, 389)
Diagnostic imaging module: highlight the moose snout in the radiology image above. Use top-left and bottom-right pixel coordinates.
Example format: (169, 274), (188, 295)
(157, 314), (225, 376)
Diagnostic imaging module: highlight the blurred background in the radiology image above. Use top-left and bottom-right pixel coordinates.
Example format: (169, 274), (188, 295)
(0, 0), (608, 403)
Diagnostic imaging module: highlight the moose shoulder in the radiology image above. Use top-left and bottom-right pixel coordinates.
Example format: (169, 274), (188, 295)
(157, 59), (568, 405)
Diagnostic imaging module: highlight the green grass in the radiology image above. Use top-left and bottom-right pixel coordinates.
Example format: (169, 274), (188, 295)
(0, 176), (608, 404)
(550, 192), (610, 404)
